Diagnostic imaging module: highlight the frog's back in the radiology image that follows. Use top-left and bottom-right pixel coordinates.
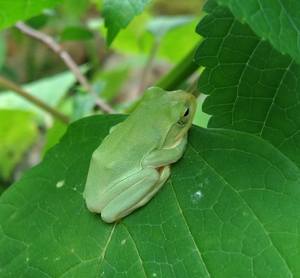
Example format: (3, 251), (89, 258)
(92, 115), (161, 181)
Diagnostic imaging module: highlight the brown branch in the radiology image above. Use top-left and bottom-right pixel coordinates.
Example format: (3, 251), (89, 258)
(15, 21), (115, 114)
(0, 76), (69, 124)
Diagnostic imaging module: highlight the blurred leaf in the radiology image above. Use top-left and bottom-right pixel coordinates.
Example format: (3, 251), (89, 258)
(216, 0), (300, 63)
(0, 34), (6, 69)
(0, 71), (76, 122)
(61, 0), (90, 19)
(1, 115), (300, 277)
(106, 12), (151, 54)
(0, 109), (38, 180)
(157, 18), (200, 62)
(60, 26), (94, 41)
(152, 0), (204, 14)
(72, 90), (96, 121)
(147, 15), (194, 38)
(110, 14), (200, 63)
(94, 66), (130, 101)
(26, 14), (49, 29)
(42, 121), (67, 157)
(103, 0), (151, 45)
(86, 18), (104, 31)
(195, 1), (300, 169)
(0, 0), (60, 30)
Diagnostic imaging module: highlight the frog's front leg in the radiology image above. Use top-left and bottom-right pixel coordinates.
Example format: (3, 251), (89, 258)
(101, 168), (161, 223)
(142, 135), (187, 168)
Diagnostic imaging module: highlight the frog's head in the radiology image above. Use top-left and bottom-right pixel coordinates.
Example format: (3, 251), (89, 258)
(141, 87), (197, 147)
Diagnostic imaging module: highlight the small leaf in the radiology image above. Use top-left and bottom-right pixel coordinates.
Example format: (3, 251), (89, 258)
(0, 115), (299, 277)
(103, 0), (151, 45)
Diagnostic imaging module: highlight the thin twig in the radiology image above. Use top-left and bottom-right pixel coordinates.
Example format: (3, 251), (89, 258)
(0, 76), (69, 124)
(15, 21), (115, 114)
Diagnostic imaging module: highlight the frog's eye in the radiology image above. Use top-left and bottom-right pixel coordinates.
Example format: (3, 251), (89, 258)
(183, 108), (189, 117)
(178, 107), (190, 125)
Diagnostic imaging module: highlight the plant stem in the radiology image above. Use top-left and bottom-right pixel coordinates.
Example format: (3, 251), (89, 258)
(138, 38), (160, 93)
(0, 76), (69, 124)
(156, 42), (201, 91)
(15, 21), (115, 114)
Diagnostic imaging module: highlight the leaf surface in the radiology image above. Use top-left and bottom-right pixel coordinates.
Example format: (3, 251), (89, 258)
(1, 115), (299, 277)
(215, 0), (300, 63)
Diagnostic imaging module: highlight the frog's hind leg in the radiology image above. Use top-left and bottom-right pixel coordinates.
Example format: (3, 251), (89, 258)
(101, 167), (170, 223)
(134, 165), (170, 208)
(101, 168), (160, 223)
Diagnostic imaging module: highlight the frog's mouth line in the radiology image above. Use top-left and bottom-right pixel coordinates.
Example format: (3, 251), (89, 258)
(156, 166), (165, 174)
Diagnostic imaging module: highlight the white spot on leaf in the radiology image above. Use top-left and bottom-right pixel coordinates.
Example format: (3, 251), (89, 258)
(56, 180), (65, 188)
(121, 239), (126, 245)
(191, 190), (203, 204)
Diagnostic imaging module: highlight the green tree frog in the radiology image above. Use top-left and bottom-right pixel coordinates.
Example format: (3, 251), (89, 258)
(83, 87), (196, 223)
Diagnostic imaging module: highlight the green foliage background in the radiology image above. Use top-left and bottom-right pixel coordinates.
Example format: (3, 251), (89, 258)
(0, 0), (300, 277)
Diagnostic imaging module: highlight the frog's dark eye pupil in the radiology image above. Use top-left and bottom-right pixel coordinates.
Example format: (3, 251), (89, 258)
(184, 108), (189, 117)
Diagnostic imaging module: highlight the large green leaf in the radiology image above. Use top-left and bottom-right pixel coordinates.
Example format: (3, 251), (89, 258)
(195, 1), (300, 169)
(102, 0), (151, 45)
(215, 0), (300, 63)
(0, 0), (60, 30)
(1, 115), (299, 277)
